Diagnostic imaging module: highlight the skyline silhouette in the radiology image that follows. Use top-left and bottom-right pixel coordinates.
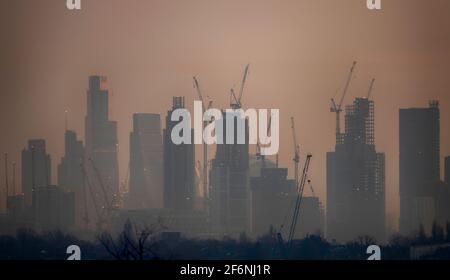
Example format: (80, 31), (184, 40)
(1, 0), (450, 234)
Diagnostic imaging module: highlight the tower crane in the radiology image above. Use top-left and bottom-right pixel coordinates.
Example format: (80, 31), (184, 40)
(80, 161), (104, 230)
(193, 76), (213, 204)
(230, 64), (250, 109)
(277, 117), (302, 246)
(330, 61), (357, 144)
(307, 178), (315, 197)
(367, 78), (375, 99)
(290, 117), (300, 185)
(88, 158), (115, 220)
(288, 154), (312, 245)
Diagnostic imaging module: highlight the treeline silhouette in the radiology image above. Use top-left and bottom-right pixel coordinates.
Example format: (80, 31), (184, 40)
(1, 222), (450, 260)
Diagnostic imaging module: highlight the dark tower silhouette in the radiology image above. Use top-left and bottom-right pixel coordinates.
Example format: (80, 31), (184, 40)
(399, 101), (440, 235)
(84, 76), (119, 214)
(126, 113), (163, 209)
(163, 97), (195, 212)
(210, 111), (250, 237)
(58, 130), (85, 227)
(21, 139), (51, 207)
(327, 97), (385, 242)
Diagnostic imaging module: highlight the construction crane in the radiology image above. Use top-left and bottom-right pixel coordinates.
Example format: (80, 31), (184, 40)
(330, 61), (357, 144)
(276, 117), (301, 246)
(367, 78), (375, 99)
(230, 64), (250, 109)
(288, 154), (312, 245)
(88, 158), (115, 220)
(193, 76), (213, 205)
(80, 162), (103, 230)
(307, 178), (315, 197)
(290, 117), (300, 185)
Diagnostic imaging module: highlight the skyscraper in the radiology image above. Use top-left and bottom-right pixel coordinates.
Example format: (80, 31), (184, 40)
(210, 111), (250, 237)
(126, 113), (163, 209)
(399, 101), (440, 235)
(57, 130), (85, 227)
(84, 76), (119, 213)
(21, 139), (51, 207)
(327, 97), (385, 242)
(163, 97), (195, 212)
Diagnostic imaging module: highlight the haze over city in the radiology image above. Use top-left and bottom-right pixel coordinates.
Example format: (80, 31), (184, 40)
(1, 0), (450, 232)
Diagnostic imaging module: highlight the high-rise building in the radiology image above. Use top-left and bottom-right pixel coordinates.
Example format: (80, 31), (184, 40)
(21, 139), (51, 207)
(399, 101), (440, 236)
(210, 111), (250, 237)
(250, 167), (294, 237)
(163, 97), (195, 212)
(58, 130), (85, 227)
(85, 76), (119, 214)
(126, 113), (163, 209)
(327, 97), (385, 242)
(33, 185), (75, 231)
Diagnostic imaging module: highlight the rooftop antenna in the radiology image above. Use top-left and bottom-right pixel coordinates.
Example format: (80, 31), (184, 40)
(65, 109), (69, 131)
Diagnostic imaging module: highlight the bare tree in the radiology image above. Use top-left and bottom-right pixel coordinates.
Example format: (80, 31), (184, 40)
(98, 219), (165, 260)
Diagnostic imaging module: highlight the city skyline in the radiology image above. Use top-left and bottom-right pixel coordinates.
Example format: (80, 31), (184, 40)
(2, 0), (450, 231)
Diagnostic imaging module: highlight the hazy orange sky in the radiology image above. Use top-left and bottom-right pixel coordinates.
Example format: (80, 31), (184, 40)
(1, 0), (450, 230)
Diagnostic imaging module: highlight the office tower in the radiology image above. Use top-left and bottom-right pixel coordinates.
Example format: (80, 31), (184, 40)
(21, 139), (51, 207)
(163, 97), (195, 211)
(399, 101), (440, 236)
(58, 130), (85, 227)
(298, 197), (325, 238)
(250, 167), (295, 237)
(85, 76), (119, 213)
(33, 185), (75, 231)
(126, 113), (163, 209)
(210, 111), (250, 237)
(327, 97), (385, 242)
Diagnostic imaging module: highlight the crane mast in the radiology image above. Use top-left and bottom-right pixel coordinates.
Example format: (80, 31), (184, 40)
(288, 154), (312, 244)
(330, 61), (357, 144)
(290, 117), (300, 185)
(230, 64), (250, 109)
(193, 76), (211, 207)
(367, 78), (375, 99)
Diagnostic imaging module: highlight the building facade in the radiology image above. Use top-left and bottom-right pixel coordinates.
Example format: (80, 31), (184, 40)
(126, 113), (164, 209)
(84, 76), (119, 217)
(21, 139), (51, 207)
(327, 98), (385, 242)
(399, 101), (440, 236)
(210, 111), (250, 237)
(58, 130), (85, 227)
(163, 97), (195, 212)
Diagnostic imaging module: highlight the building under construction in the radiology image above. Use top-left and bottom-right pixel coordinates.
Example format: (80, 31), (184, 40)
(327, 97), (386, 243)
